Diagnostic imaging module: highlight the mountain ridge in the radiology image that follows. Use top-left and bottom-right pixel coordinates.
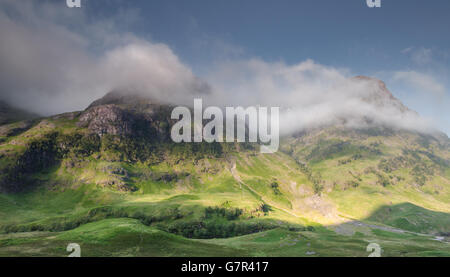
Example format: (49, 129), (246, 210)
(0, 77), (449, 256)
(0, 100), (38, 126)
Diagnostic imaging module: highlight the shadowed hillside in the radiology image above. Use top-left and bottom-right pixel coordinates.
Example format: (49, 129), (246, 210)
(0, 101), (38, 126)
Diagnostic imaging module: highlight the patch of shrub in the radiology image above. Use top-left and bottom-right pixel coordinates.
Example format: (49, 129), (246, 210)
(270, 181), (282, 195)
(163, 220), (276, 239)
(204, 207), (243, 221)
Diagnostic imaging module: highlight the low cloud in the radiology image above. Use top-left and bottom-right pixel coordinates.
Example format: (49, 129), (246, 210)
(393, 71), (445, 96)
(203, 59), (434, 135)
(0, 0), (207, 114)
(0, 0), (442, 136)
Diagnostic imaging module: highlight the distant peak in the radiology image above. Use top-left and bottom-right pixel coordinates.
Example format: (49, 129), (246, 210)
(351, 75), (401, 102)
(87, 90), (158, 110)
(352, 75), (383, 82)
(352, 75), (390, 93)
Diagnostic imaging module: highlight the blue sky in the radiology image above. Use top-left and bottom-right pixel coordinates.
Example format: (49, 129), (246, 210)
(81, 0), (450, 70)
(0, 0), (449, 134)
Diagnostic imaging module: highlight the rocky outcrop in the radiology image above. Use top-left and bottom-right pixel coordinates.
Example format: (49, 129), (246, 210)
(78, 104), (135, 136)
(78, 92), (175, 141)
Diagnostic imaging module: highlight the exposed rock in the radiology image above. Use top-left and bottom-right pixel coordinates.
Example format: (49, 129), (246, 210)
(77, 92), (175, 141)
(78, 104), (135, 136)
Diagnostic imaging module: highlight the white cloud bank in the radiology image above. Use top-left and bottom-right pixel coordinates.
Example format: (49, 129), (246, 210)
(0, 0), (207, 113)
(203, 59), (434, 135)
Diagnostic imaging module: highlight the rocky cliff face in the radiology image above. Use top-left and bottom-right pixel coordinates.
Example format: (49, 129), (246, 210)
(78, 104), (135, 136)
(78, 92), (175, 141)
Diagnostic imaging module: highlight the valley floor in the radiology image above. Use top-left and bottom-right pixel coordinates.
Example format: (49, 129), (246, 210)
(1, 218), (449, 257)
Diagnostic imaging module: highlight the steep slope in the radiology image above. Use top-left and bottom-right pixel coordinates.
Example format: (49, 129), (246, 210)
(0, 81), (449, 256)
(279, 77), (450, 232)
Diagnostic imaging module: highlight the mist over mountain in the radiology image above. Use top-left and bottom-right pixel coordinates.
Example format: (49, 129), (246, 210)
(203, 60), (437, 136)
(0, 100), (38, 125)
(1, 0), (450, 259)
(0, 0), (445, 137)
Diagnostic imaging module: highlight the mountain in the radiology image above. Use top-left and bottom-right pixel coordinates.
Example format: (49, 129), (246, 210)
(0, 79), (449, 257)
(352, 75), (410, 112)
(0, 100), (38, 125)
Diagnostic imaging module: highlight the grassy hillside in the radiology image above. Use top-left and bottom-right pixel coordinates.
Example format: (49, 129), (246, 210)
(0, 96), (449, 257)
(1, 218), (449, 257)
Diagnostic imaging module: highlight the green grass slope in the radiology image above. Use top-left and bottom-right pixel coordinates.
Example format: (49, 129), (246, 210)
(0, 99), (449, 256)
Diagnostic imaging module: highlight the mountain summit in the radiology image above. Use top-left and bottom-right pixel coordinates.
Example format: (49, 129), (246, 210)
(78, 91), (173, 139)
(352, 76), (409, 112)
